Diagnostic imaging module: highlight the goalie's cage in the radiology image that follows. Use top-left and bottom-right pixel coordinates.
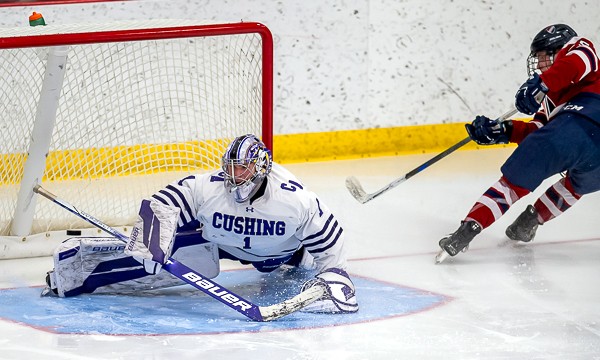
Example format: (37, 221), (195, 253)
(0, 20), (273, 259)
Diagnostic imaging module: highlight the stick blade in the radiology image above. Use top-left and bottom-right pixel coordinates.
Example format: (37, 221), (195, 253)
(259, 285), (325, 321)
(345, 176), (369, 204)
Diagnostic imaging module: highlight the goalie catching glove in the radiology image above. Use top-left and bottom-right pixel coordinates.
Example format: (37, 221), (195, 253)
(125, 199), (180, 274)
(300, 268), (358, 313)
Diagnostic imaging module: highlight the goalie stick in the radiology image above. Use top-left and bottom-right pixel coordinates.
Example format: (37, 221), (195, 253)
(33, 185), (325, 322)
(346, 107), (518, 204)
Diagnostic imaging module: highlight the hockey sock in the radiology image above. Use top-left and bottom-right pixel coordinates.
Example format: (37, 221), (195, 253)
(464, 176), (530, 229)
(533, 176), (581, 224)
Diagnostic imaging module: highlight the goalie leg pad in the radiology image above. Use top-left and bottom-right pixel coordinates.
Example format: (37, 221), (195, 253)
(47, 237), (220, 297)
(50, 237), (150, 297)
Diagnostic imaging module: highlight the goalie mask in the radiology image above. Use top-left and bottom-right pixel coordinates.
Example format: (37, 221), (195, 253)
(222, 134), (272, 203)
(527, 24), (577, 76)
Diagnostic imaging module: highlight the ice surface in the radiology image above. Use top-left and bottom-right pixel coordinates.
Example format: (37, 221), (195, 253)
(1, 148), (599, 359)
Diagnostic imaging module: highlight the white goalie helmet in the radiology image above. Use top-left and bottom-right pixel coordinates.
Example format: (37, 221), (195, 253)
(221, 134), (272, 203)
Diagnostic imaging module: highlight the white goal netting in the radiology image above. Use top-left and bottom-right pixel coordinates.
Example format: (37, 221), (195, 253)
(0, 20), (273, 258)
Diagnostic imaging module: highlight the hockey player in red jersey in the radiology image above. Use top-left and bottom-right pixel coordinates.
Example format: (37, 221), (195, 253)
(437, 24), (600, 262)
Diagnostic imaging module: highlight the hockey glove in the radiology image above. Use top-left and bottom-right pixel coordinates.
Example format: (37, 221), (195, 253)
(300, 268), (358, 314)
(515, 73), (548, 115)
(125, 199), (180, 274)
(465, 115), (513, 145)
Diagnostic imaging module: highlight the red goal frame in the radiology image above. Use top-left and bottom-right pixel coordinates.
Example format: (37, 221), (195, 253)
(0, 21), (274, 149)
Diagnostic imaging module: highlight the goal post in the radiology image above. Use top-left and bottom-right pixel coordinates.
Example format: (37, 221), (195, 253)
(0, 20), (273, 259)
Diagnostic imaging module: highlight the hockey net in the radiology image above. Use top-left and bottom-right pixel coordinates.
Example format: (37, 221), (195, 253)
(0, 20), (273, 258)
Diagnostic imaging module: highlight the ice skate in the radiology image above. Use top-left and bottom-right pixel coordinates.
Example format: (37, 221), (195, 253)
(40, 271), (58, 297)
(505, 205), (540, 242)
(435, 221), (482, 264)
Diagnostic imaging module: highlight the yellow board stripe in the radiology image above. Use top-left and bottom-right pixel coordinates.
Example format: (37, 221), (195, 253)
(1, 140), (225, 184)
(273, 122), (517, 163)
(1, 122), (520, 184)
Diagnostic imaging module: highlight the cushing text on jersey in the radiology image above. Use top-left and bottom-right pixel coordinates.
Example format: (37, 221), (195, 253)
(212, 212), (286, 236)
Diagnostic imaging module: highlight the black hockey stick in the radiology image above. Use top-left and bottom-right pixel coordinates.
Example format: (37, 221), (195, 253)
(33, 185), (325, 321)
(346, 107), (518, 204)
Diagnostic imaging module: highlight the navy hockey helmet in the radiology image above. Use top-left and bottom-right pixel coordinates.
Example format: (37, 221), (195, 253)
(527, 24), (577, 75)
(221, 134), (272, 203)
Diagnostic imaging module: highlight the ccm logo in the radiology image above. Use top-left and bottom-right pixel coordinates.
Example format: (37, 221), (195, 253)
(564, 104), (583, 111)
(182, 272), (253, 311)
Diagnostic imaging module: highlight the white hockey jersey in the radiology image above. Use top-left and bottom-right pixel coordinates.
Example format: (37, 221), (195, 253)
(150, 162), (348, 271)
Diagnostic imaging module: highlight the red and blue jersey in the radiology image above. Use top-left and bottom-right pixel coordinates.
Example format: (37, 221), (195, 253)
(510, 37), (600, 143)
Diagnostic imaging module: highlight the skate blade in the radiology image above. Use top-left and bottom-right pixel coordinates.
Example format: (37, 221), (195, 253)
(434, 249), (450, 264)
